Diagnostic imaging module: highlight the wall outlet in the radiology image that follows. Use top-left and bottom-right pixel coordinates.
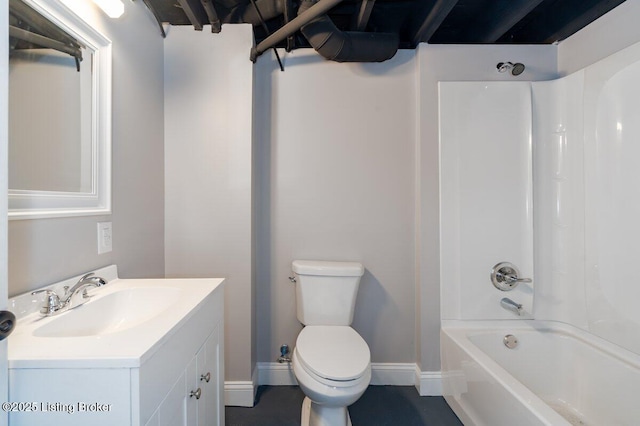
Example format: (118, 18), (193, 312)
(97, 222), (113, 254)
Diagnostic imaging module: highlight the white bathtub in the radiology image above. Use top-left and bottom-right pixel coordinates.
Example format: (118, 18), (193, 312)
(441, 320), (640, 426)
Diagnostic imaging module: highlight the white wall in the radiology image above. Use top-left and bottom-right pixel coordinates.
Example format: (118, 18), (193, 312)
(253, 49), (417, 365)
(8, 0), (165, 296)
(416, 44), (557, 373)
(558, 0), (640, 75)
(164, 25), (255, 388)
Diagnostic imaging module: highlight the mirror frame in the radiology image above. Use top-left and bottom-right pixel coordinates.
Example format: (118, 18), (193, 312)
(8, 0), (111, 220)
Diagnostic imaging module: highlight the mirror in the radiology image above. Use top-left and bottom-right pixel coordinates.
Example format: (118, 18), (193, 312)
(8, 0), (111, 219)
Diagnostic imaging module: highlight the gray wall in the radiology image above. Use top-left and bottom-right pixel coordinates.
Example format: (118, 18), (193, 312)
(163, 25), (255, 385)
(8, 1), (165, 296)
(558, 0), (640, 74)
(254, 50), (418, 364)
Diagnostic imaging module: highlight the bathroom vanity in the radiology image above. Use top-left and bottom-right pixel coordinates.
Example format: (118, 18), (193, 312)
(7, 267), (224, 426)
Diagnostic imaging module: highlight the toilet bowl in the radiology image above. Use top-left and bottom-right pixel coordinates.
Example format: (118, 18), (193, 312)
(293, 325), (371, 426)
(290, 260), (370, 426)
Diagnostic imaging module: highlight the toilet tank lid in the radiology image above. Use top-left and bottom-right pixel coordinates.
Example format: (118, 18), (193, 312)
(292, 260), (364, 277)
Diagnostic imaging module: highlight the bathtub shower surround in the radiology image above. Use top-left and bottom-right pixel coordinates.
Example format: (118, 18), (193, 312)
(439, 81), (534, 320)
(441, 321), (640, 426)
(439, 40), (640, 425)
(534, 39), (640, 356)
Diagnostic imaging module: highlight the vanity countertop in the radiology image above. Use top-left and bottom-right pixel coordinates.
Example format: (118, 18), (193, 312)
(9, 275), (224, 369)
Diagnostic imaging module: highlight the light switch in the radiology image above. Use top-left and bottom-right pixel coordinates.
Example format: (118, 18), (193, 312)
(97, 222), (112, 254)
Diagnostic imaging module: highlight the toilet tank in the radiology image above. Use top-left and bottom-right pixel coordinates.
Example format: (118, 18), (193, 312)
(292, 260), (365, 326)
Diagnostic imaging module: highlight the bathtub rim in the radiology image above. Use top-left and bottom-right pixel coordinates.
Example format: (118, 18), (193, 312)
(441, 319), (640, 425)
(442, 319), (640, 369)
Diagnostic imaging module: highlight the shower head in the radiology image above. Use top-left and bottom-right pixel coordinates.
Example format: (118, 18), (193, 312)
(511, 63), (525, 76)
(496, 62), (525, 76)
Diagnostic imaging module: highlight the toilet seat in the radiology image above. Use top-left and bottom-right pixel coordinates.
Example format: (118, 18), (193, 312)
(295, 326), (370, 385)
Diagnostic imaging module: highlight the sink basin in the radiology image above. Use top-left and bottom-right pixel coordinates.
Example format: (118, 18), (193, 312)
(33, 287), (181, 338)
(9, 274), (224, 369)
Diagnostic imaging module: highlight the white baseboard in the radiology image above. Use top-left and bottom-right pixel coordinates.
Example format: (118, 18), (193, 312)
(224, 366), (258, 407)
(257, 362), (298, 385)
(256, 362), (421, 387)
(414, 367), (445, 396)
(225, 363), (445, 403)
(370, 363), (417, 385)
(224, 381), (255, 407)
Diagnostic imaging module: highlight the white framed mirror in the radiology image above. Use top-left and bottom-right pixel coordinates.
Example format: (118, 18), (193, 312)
(8, 0), (111, 220)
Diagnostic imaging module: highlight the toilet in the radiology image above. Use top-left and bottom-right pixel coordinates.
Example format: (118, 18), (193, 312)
(291, 260), (371, 426)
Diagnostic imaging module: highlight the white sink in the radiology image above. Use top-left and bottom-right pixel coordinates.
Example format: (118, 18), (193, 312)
(9, 274), (224, 369)
(33, 287), (181, 337)
(7, 268), (226, 426)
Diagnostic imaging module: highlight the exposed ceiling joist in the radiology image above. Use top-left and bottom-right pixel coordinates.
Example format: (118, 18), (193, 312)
(140, 0), (166, 37)
(140, 0), (627, 52)
(463, 0), (545, 43)
(539, 0), (627, 43)
(177, 0), (204, 31)
(201, 0), (222, 33)
(355, 0), (375, 32)
(412, 0), (458, 46)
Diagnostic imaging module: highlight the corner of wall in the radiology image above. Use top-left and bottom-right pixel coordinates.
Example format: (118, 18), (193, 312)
(558, 1), (640, 75)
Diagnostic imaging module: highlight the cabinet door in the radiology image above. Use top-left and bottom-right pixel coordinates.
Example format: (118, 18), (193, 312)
(199, 326), (221, 426)
(158, 371), (187, 426)
(186, 355), (199, 426)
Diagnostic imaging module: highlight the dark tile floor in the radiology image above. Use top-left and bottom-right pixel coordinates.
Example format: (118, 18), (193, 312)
(226, 386), (463, 426)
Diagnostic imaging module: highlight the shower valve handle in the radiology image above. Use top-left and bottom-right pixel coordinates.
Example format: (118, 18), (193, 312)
(491, 262), (532, 291)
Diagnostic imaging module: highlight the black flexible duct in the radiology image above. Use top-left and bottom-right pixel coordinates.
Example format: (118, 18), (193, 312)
(224, 0), (284, 25)
(298, 0), (398, 62)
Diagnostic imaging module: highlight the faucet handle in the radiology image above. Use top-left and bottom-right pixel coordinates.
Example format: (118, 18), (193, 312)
(31, 289), (62, 315)
(491, 262), (532, 291)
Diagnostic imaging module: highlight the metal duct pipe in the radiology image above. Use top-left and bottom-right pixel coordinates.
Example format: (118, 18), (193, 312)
(298, 0), (398, 62)
(250, 0), (345, 61)
(224, 0), (284, 25)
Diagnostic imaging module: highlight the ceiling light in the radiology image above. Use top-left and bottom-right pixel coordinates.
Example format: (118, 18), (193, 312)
(92, 0), (124, 18)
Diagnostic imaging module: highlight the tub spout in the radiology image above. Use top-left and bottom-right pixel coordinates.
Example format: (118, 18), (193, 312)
(500, 298), (523, 316)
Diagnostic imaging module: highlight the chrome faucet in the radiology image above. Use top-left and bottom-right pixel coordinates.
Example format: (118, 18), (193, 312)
(64, 273), (107, 303)
(500, 297), (523, 316)
(32, 273), (107, 316)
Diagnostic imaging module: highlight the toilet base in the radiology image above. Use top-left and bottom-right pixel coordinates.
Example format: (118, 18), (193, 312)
(301, 396), (352, 426)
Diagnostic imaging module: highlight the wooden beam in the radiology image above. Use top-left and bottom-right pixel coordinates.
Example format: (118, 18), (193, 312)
(200, 0), (221, 33)
(412, 0), (458, 46)
(463, 0), (545, 43)
(177, 0), (204, 31)
(355, 0), (375, 31)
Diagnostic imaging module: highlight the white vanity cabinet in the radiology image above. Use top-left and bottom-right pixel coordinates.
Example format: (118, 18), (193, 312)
(8, 276), (224, 426)
(149, 326), (222, 426)
(138, 283), (224, 426)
